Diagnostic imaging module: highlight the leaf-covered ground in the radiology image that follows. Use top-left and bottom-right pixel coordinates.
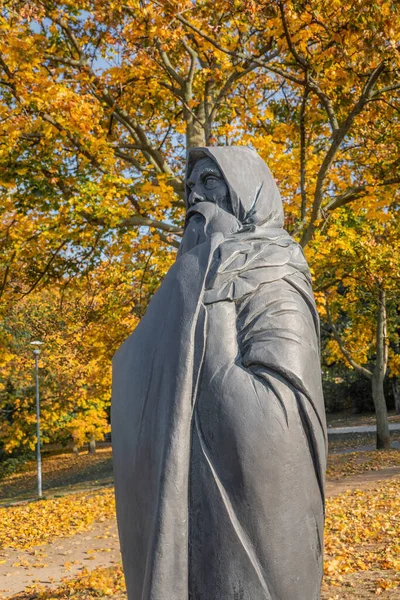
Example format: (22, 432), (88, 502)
(5, 478), (399, 599)
(0, 489), (115, 550)
(326, 411), (400, 429)
(327, 449), (400, 479)
(0, 444), (399, 598)
(1, 441), (399, 504)
(9, 565), (127, 599)
(322, 479), (400, 598)
(0, 447), (113, 503)
(328, 431), (400, 454)
(0, 447), (398, 553)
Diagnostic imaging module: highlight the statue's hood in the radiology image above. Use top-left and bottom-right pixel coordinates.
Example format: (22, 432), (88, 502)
(185, 146), (284, 228)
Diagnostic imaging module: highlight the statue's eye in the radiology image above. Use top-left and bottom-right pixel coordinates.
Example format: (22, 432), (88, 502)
(204, 176), (219, 190)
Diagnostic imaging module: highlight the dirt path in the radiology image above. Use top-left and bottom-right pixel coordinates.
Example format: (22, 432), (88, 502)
(1, 467), (399, 599)
(0, 520), (121, 598)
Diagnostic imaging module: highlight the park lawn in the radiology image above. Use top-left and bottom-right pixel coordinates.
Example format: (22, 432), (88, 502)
(328, 431), (400, 454)
(0, 445), (113, 503)
(326, 410), (400, 429)
(327, 449), (400, 479)
(0, 439), (399, 504)
(6, 479), (400, 599)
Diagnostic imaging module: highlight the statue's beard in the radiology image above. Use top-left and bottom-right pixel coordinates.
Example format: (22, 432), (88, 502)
(180, 202), (241, 254)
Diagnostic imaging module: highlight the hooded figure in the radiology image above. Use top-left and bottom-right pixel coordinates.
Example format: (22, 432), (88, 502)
(112, 147), (327, 600)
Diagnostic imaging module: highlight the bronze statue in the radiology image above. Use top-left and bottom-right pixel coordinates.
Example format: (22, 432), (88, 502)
(112, 147), (327, 599)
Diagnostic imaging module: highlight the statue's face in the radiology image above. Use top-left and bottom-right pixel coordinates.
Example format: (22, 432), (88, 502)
(186, 157), (232, 214)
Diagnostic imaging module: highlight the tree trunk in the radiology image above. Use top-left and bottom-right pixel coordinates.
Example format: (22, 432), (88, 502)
(371, 375), (391, 449)
(88, 436), (96, 454)
(185, 103), (207, 149)
(372, 288), (390, 449)
(326, 287), (391, 449)
(71, 433), (79, 455)
(393, 378), (400, 415)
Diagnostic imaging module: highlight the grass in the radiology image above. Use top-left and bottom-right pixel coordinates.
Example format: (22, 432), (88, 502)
(0, 445), (113, 504)
(1, 434), (399, 505)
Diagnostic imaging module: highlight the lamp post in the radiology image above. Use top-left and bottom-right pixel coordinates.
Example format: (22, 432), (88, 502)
(31, 341), (44, 498)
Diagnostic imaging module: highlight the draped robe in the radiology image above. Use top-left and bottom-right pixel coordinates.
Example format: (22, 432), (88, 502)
(112, 147), (327, 600)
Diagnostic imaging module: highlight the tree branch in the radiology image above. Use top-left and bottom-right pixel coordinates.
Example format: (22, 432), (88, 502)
(53, 17), (83, 60)
(371, 82), (400, 97)
(80, 210), (183, 235)
(278, 1), (308, 70)
(307, 78), (339, 132)
(45, 15), (177, 176)
(155, 231), (180, 248)
(0, 251), (16, 298)
(325, 176), (400, 211)
(155, 39), (185, 88)
(300, 61), (387, 246)
(299, 87), (308, 221)
(325, 294), (373, 380)
(20, 240), (69, 298)
(120, 215), (183, 234)
(114, 149), (145, 172)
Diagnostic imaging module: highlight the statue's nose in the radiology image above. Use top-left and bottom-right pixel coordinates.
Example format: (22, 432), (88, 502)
(190, 191), (205, 206)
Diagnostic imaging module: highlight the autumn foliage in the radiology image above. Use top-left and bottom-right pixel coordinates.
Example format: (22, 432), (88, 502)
(0, 0), (399, 450)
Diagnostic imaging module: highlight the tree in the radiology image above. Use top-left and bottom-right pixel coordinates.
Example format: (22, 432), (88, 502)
(1, 0), (399, 305)
(312, 208), (400, 449)
(0, 241), (171, 454)
(1, 0), (399, 449)
(171, 0), (400, 245)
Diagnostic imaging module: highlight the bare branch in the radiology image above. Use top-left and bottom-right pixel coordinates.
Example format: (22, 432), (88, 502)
(307, 79), (339, 132)
(326, 176), (400, 211)
(45, 54), (83, 68)
(0, 55), (15, 81)
(0, 251), (16, 298)
(156, 231), (180, 249)
(114, 149), (145, 172)
(181, 38), (198, 92)
(52, 17), (83, 60)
